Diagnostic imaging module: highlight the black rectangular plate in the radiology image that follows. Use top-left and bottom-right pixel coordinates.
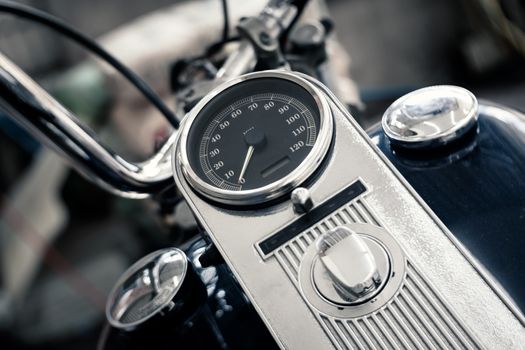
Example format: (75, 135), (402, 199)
(258, 180), (367, 256)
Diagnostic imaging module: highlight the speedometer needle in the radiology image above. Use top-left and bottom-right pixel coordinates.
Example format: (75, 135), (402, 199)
(238, 145), (255, 184)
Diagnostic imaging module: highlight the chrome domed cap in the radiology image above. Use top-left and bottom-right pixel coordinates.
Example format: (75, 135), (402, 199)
(106, 248), (188, 330)
(382, 85), (478, 149)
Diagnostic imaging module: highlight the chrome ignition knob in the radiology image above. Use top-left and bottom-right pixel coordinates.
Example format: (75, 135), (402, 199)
(313, 227), (390, 305)
(291, 187), (314, 214)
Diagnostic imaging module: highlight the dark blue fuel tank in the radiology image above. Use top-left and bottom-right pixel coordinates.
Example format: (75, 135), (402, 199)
(368, 102), (525, 315)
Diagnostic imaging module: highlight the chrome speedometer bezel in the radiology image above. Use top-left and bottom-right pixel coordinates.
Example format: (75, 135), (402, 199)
(176, 70), (333, 205)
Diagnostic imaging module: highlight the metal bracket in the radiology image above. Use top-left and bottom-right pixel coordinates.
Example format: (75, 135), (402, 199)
(237, 17), (286, 71)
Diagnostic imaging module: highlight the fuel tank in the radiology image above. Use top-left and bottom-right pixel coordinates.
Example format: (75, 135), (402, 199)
(368, 86), (525, 316)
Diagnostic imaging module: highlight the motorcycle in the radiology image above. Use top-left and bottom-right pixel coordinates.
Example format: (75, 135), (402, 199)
(0, 0), (524, 349)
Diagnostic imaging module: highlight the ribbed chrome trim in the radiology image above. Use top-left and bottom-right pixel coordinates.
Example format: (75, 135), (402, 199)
(265, 196), (482, 349)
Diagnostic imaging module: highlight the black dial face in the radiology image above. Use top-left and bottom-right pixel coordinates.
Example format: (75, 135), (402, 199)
(186, 77), (322, 192)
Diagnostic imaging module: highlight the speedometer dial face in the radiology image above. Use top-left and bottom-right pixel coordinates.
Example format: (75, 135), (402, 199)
(180, 73), (333, 205)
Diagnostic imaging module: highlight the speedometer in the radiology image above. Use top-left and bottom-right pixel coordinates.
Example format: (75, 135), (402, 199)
(178, 71), (333, 205)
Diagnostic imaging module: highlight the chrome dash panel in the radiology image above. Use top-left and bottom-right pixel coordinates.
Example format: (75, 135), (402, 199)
(172, 71), (525, 349)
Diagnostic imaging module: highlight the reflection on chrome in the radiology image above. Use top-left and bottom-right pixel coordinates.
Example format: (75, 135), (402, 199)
(0, 52), (176, 198)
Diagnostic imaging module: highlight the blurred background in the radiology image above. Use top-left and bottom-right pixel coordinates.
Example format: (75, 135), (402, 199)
(0, 0), (523, 349)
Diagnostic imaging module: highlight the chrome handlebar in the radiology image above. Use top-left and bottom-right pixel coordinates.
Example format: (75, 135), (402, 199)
(0, 53), (175, 198)
(0, 1), (297, 198)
